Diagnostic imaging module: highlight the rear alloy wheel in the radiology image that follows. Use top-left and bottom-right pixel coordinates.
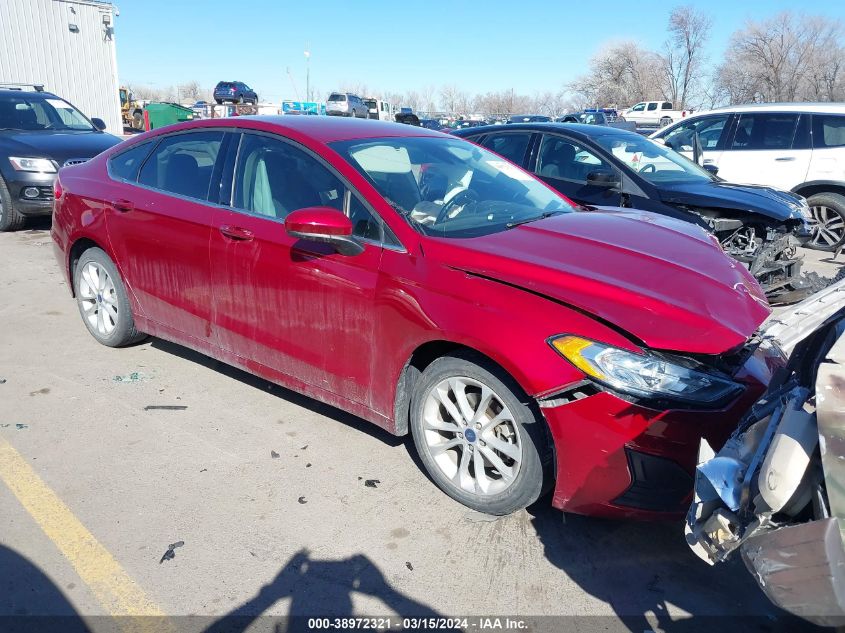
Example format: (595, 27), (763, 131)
(74, 248), (146, 347)
(411, 353), (548, 515)
(0, 175), (26, 232)
(659, 116), (673, 127)
(807, 193), (845, 251)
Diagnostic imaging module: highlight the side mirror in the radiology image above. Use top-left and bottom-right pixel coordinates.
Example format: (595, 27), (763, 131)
(586, 170), (620, 188)
(703, 164), (719, 176)
(285, 207), (364, 256)
(91, 117), (107, 131)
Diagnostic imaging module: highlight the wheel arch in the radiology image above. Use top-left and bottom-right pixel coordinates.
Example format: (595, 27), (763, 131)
(392, 339), (538, 437)
(67, 236), (113, 298)
(791, 181), (845, 199)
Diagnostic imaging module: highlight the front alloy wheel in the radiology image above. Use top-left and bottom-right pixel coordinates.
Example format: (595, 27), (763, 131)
(808, 196), (845, 251)
(422, 376), (522, 496)
(411, 353), (548, 515)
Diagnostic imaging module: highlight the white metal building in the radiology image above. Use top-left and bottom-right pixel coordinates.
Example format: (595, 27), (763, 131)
(0, 0), (121, 133)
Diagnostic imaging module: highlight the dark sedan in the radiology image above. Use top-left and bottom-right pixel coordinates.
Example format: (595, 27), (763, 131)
(454, 122), (815, 301)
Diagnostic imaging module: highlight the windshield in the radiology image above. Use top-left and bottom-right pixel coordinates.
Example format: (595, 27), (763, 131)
(593, 134), (714, 184)
(331, 136), (574, 238)
(0, 95), (94, 132)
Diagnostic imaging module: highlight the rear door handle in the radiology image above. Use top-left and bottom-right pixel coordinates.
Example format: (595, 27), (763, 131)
(219, 225), (254, 241)
(111, 199), (134, 213)
(775, 157), (796, 162)
(703, 159), (715, 164)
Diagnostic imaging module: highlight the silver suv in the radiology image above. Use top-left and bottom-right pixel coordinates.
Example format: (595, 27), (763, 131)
(326, 93), (368, 118)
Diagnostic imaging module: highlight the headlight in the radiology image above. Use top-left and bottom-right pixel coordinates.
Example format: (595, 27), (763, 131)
(792, 196), (813, 222)
(8, 157), (57, 173)
(549, 335), (743, 406)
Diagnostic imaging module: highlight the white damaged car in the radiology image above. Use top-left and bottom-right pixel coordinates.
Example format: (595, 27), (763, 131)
(686, 274), (845, 626)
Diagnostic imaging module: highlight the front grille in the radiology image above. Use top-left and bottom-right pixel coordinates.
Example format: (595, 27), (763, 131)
(63, 158), (88, 167)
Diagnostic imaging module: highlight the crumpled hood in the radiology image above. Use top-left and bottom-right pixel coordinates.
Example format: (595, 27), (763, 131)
(426, 209), (771, 355)
(659, 181), (806, 223)
(0, 130), (122, 165)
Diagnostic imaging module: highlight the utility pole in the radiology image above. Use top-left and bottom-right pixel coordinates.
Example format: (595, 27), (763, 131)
(304, 44), (311, 102)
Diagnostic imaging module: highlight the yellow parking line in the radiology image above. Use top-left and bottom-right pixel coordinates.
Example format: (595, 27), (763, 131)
(0, 435), (173, 633)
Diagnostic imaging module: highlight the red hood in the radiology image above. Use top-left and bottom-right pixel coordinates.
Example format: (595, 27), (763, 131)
(425, 210), (771, 355)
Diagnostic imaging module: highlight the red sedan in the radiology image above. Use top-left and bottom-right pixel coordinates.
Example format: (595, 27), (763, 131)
(51, 117), (775, 519)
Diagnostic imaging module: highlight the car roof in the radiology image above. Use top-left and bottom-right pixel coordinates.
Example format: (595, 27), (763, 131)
(696, 102), (845, 116)
(0, 89), (58, 99)
(162, 115), (446, 143)
(452, 121), (642, 142)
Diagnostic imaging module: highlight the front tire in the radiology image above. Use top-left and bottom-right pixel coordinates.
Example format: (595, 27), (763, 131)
(74, 248), (146, 347)
(0, 176), (26, 232)
(410, 352), (549, 515)
(807, 192), (845, 251)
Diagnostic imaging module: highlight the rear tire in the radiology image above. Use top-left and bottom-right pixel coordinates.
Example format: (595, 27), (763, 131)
(215, 98), (222, 105)
(0, 176), (26, 232)
(74, 247), (146, 347)
(807, 193), (845, 252)
(410, 352), (550, 515)
(659, 116), (673, 127)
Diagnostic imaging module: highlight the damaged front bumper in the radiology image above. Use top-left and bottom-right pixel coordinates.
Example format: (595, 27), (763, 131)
(686, 276), (845, 626)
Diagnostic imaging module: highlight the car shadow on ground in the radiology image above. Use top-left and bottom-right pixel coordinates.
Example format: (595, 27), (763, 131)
(148, 338), (406, 448)
(526, 504), (823, 632)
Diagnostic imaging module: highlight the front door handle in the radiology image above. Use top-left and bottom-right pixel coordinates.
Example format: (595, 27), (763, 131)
(775, 157), (796, 162)
(219, 225), (254, 241)
(111, 199), (134, 213)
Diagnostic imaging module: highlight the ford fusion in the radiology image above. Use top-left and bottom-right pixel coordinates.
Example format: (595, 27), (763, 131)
(52, 117), (775, 518)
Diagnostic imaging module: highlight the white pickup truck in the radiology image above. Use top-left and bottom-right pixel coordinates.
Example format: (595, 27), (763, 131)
(619, 101), (691, 127)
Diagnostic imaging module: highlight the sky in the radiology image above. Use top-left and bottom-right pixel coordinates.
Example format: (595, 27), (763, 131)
(114, 0), (845, 103)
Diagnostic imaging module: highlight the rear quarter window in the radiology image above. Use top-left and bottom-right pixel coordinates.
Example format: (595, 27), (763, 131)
(108, 141), (154, 182)
(814, 114), (845, 148)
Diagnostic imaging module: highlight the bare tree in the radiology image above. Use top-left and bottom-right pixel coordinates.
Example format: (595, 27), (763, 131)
(660, 6), (711, 108)
(569, 41), (664, 108)
(177, 80), (203, 102)
(717, 12), (845, 103)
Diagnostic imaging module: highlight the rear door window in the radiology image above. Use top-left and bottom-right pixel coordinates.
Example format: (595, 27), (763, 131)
(813, 114), (845, 148)
(730, 113), (800, 150)
(478, 132), (532, 166)
(138, 131), (224, 200)
(647, 103), (658, 111)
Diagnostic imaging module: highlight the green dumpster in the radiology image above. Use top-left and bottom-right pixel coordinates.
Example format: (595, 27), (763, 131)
(143, 102), (195, 130)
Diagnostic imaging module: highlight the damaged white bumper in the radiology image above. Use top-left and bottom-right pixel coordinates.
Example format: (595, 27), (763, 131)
(686, 277), (845, 625)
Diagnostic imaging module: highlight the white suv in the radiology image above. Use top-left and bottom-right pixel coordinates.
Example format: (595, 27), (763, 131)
(652, 103), (845, 251)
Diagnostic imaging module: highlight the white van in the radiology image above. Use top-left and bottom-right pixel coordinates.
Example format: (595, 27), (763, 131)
(652, 103), (845, 251)
(363, 97), (394, 122)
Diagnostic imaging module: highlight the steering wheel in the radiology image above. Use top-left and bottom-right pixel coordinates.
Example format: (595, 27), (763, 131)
(434, 189), (477, 225)
(639, 163), (656, 174)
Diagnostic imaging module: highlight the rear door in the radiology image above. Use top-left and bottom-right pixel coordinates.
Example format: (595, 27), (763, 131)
(531, 133), (623, 206)
(103, 129), (227, 343)
(208, 131), (388, 406)
(808, 113), (845, 184)
(716, 112), (811, 188)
